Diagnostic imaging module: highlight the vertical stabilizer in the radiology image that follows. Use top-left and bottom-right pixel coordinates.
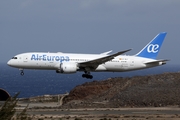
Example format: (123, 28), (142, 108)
(136, 32), (167, 59)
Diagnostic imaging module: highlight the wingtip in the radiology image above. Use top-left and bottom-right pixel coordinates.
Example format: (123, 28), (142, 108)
(121, 49), (132, 54)
(127, 48), (132, 51)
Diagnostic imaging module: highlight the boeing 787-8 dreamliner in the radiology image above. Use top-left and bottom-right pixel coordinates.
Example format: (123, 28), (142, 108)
(7, 32), (168, 79)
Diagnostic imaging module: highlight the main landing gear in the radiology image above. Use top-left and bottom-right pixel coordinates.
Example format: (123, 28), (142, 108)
(82, 71), (93, 79)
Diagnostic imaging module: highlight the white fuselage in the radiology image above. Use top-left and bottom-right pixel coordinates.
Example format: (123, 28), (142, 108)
(7, 32), (168, 79)
(7, 52), (162, 72)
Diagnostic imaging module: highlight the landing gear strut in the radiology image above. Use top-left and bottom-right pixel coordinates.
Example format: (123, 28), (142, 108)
(82, 71), (93, 79)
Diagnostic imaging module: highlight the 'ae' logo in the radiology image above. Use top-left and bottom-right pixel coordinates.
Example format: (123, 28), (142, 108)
(147, 44), (159, 53)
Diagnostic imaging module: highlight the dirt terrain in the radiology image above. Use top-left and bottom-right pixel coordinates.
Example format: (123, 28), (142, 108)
(62, 72), (180, 108)
(11, 72), (180, 119)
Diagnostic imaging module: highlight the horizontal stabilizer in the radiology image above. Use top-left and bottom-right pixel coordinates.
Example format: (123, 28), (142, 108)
(144, 59), (169, 64)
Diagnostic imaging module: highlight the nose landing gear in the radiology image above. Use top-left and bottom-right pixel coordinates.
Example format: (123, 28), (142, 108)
(20, 71), (24, 76)
(19, 69), (24, 76)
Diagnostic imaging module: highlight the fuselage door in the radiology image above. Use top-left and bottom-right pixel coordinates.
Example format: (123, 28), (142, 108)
(130, 59), (134, 67)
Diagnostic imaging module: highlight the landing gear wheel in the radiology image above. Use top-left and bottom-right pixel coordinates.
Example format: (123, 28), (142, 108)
(82, 74), (86, 78)
(82, 74), (93, 79)
(89, 75), (93, 79)
(20, 71), (24, 76)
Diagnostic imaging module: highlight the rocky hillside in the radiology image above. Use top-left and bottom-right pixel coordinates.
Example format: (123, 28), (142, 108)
(62, 72), (180, 108)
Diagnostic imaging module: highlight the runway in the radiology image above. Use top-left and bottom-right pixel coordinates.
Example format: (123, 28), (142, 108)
(20, 105), (180, 120)
(26, 107), (180, 115)
(1, 101), (180, 119)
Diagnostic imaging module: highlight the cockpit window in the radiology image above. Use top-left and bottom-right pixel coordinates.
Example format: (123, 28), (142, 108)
(12, 57), (17, 59)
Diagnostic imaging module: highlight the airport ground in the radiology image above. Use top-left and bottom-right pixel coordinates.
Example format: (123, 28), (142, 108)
(16, 101), (180, 120)
(2, 72), (180, 119)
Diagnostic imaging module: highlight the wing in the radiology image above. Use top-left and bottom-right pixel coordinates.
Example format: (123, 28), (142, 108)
(100, 50), (113, 55)
(78, 49), (131, 69)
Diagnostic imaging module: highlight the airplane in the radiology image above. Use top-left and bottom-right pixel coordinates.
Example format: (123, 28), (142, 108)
(7, 32), (168, 79)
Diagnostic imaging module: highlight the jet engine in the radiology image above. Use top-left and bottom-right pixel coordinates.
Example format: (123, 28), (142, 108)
(56, 62), (78, 73)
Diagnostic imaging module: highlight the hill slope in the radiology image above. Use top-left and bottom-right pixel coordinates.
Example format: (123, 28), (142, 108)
(62, 72), (180, 108)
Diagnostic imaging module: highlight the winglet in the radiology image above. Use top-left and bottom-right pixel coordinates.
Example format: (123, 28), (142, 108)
(136, 32), (167, 59)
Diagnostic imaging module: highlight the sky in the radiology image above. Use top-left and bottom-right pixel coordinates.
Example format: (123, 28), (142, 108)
(0, 0), (180, 65)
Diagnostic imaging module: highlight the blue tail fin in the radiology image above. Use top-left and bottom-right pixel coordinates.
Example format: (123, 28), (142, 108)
(136, 32), (167, 59)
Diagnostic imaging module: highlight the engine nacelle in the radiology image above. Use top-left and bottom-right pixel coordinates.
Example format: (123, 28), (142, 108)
(56, 62), (78, 74)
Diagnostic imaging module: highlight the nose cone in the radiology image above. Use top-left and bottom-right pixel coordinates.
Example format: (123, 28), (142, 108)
(7, 59), (19, 68)
(7, 60), (12, 66)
